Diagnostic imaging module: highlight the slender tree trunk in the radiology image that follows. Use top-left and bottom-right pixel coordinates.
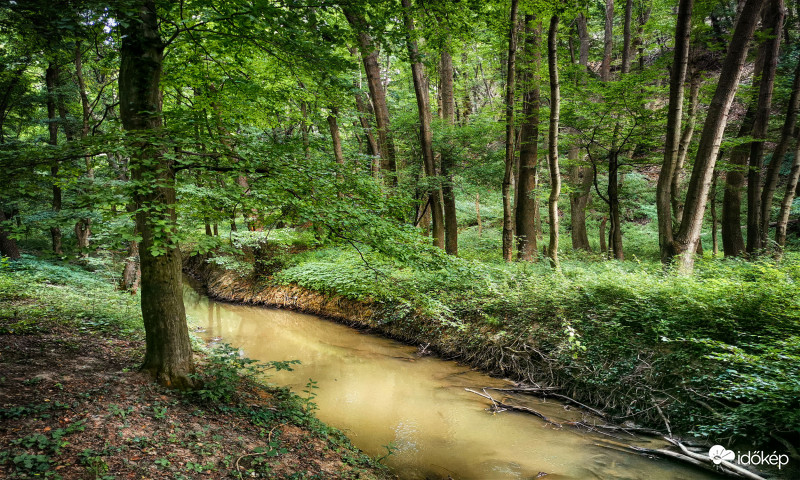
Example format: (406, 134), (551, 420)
(601, 0), (614, 81)
(119, 0), (194, 388)
(760, 43), (800, 248)
(343, 9), (397, 182)
(327, 107), (345, 165)
(45, 64), (63, 255)
(502, 0), (520, 262)
(569, 150), (592, 251)
(0, 207), (20, 260)
(747, 0), (784, 254)
(711, 171), (719, 256)
(516, 15), (541, 261)
(608, 149), (624, 259)
(440, 43), (458, 255)
(656, 0), (693, 264)
(576, 13), (589, 70)
(672, 0), (765, 272)
(74, 44), (93, 255)
(622, 0), (633, 73)
(547, 15), (561, 269)
(401, 0), (444, 249)
(722, 105), (756, 256)
(599, 216), (608, 254)
(671, 72), (701, 225)
(775, 139), (800, 251)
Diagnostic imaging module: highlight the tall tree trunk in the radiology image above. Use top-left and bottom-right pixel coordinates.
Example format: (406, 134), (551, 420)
(672, 0), (764, 272)
(656, 0), (693, 264)
(621, 0), (633, 73)
(601, 0), (614, 81)
(516, 15), (541, 261)
(671, 72), (701, 225)
(74, 44), (93, 256)
(722, 105), (755, 256)
(547, 15), (561, 269)
(502, 0), (520, 262)
(570, 12), (592, 251)
(326, 107), (345, 165)
(608, 148), (624, 259)
(440, 42), (458, 255)
(569, 149), (592, 252)
(775, 139), (800, 251)
(0, 207), (20, 260)
(746, 0), (783, 254)
(45, 64), (63, 255)
(401, 0), (444, 249)
(119, 0), (194, 388)
(760, 42), (800, 248)
(711, 171), (719, 256)
(599, 216), (608, 254)
(343, 9), (397, 182)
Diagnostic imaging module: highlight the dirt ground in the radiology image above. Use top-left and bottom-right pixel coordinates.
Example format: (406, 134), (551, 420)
(0, 307), (390, 479)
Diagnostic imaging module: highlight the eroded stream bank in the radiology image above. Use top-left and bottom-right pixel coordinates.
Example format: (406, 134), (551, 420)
(182, 270), (723, 479)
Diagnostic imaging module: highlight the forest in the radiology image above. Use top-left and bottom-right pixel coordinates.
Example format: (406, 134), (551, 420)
(1, 0), (800, 478)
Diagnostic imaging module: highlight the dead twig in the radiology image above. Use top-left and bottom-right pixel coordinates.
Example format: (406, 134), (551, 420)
(465, 388), (562, 428)
(235, 423), (284, 479)
(485, 386), (608, 420)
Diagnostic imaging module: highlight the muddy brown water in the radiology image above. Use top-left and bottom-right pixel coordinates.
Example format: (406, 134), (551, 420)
(183, 280), (720, 480)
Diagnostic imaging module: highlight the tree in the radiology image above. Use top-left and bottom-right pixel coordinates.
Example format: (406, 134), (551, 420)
(401, 0), (445, 250)
(664, 0), (765, 272)
(546, 14), (561, 269)
(516, 14), (542, 261)
(746, 0), (784, 254)
(656, 0), (693, 264)
(502, 0), (520, 262)
(119, 0), (194, 388)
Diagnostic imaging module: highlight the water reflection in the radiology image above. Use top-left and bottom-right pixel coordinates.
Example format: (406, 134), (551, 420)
(183, 279), (719, 480)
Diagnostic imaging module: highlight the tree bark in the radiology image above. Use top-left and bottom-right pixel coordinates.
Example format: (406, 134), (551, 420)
(671, 72), (701, 225)
(656, 0), (693, 264)
(401, 0), (444, 249)
(601, 0), (614, 81)
(622, 0), (633, 74)
(516, 15), (541, 261)
(440, 42), (458, 256)
(569, 149), (592, 252)
(760, 39), (800, 248)
(45, 64), (63, 255)
(0, 207), (20, 260)
(722, 105), (755, 257)
(547, 15), (561, 269)
(672, 0), (764, 272)
(74, 44), (93, 256)
(343, 8), (397, 182)
(711, 171), (719, 256)
(502, 0), (520, 262)
(746, 0), (784, 254)
(608, 148), (624, 259)
(775, 139), (800, 251)
(119, 0), (194, 388)
(326, 107), (345, 165)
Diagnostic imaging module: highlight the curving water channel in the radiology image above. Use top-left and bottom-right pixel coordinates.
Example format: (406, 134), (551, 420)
(183, 280), (720, 480)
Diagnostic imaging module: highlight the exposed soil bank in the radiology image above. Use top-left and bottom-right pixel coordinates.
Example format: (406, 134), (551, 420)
(184, 253), (794, 480)
(184, 254), (668, 425)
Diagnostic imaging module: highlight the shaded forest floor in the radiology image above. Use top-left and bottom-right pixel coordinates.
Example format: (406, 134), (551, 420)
(0, 258), (391, 480)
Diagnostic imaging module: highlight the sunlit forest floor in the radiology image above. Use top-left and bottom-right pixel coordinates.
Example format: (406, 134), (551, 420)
(0, 260), (391, 479)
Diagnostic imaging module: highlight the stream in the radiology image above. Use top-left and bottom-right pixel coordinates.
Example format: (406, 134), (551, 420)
(183, 279), (720, 480)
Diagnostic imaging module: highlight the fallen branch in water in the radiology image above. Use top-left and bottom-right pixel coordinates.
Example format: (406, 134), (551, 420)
(484, 386), (608, 420)
(595, 437), (766, 480)
(465, 388), (562, 428)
